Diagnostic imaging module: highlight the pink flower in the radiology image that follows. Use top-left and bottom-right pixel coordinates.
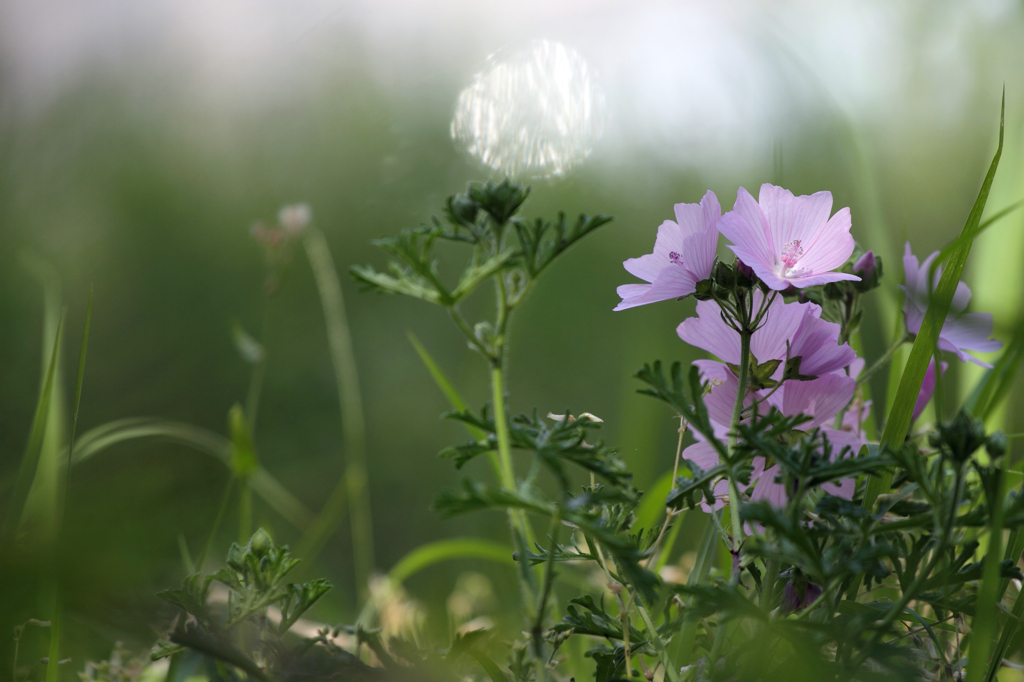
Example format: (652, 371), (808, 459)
(717, 184), (860, 291)
(911, 359), (948, 424)
(901, 243), (1002, 367)
(614, 191), (720, 310)
(677, 291), (856, 379)
(683, 369), (858, 511)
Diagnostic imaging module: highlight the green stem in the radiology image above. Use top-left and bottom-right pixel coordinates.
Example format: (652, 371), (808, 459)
(239, 480), (252, 543)
(855, 335), (909, 388)
(244, 302), (274, 435)
(727, 328), (752, 555)
(531, 513), (561, 682)
(490, 367), (516, 490)
(301, 228), (375, 601)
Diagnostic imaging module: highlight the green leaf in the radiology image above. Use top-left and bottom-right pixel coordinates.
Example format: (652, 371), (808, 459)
(865, 93), (1005, 510)
(387, 537), (513, 585)
(928, 198), (1024, 288)
(0, 311), (65, 547)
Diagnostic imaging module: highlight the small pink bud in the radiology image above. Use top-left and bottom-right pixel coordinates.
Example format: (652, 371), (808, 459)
(853, 250), (876, 279)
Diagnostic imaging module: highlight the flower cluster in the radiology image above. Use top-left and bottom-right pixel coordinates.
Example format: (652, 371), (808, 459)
(616, 183), (1002, 521)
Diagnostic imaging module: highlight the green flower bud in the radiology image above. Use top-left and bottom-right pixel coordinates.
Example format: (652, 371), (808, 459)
(934, 410), (988, 463)
(249, 528), (273, 558)
(712, 261), (736, 290)
(987, 432), (1008, 459)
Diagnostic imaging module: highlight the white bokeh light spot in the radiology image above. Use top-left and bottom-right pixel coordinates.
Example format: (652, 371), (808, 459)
(450, 40), (606, 180)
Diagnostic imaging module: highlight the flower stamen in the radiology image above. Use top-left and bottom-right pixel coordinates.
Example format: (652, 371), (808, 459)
(780, 240), (804, 271)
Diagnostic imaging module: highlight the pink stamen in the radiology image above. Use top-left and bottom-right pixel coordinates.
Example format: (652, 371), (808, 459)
(781, 240), (803, 270)
(669, 251), (684, 265)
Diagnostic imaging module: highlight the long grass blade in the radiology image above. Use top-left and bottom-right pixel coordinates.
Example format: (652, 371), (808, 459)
(408, 332), (503, 479)
(928, 199), (1024, 286)
(0, 312), (66, 547)
(70, 418), (314, 529)
(865, 93), (1005, 509)
(301, 227), (375, 596)
(46, 288), (93, 682)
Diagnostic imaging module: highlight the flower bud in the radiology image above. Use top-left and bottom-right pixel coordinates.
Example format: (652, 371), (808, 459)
(987, 432), (1008, 459)
(712, 261), (736, 290)
(853, 251), (883, 293)
(934, 410), (988, 464)
(853, 250), (876, 279)
(781, 579), (823, 613)
(735, 259), (755, 288)
(249, 528), (273, 558)
(446, 193), (480, 227)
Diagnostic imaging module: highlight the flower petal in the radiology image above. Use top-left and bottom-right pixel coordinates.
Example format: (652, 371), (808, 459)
(760, 184), (834, 247)
(719, 187), (777, 272)
(677, 300), (743, 364)
(795, 207), (855, 276)
(779, 374), (856, 429)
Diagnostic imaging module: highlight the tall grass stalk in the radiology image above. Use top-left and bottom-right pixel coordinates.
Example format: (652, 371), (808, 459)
(299, 227), (374, 600)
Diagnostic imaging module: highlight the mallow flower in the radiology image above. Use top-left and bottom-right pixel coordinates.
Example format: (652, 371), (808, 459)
(614, 191), (720, 310)
(901, 243), (1002, 367)
(684, 368), (859, 512)
(718, 184), (860, 291)
(677, 291), (856, 380)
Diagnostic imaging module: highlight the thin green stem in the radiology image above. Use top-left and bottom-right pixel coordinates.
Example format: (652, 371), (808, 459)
(301, 228), (375, 601)
(531, 513), (561, 682)
(727, 328), (752, 555)
(490, 367), (516, 490)
(856, 335), (909, 388)
(244, 302), (274, 435)
(239, 481), (252, 543)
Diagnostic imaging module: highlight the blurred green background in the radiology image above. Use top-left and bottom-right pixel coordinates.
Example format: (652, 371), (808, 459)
(1, 0), (1024, 674)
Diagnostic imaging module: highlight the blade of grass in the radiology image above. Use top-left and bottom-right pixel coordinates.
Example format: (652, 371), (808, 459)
(70, 418), (314, 529)
(46, 288), (92, 682)
(0, 311), (65, 547)
(408, 332), (501, 477)
(864, 92), (1005, 510)
(301, 226), (374, 598)
(387, 537), (513, 585)
(928, 199), (1024, 287)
